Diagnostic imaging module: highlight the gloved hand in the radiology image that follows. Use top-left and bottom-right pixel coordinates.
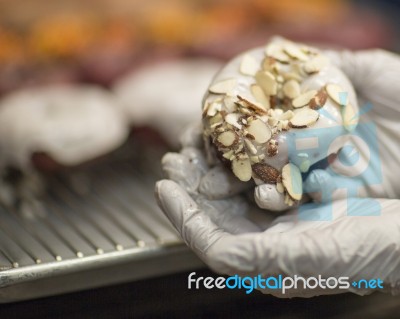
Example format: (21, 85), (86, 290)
(308, 49), (400, 202)
(155, 48), (400, 298)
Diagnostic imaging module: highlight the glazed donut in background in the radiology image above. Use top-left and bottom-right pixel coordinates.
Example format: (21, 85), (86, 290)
(0, 84), (129, 170)
(0, 60), (221, 208)
(202, 37), (359, 208)
(114, 59), (222, 148)
(0, 84), (129, 208)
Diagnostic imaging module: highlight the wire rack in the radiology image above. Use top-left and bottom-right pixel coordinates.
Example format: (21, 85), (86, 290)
(0, 143), (203, 303)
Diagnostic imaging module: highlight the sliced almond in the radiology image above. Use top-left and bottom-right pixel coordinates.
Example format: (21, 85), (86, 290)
(225, 113), (242, 129)
(282, 71), (302, 82)
(240, 54), (259, 76)
(342, 103), (358, 131)
(235, 143), (245, 154)
(281, 120), (289, 131)
(206, 101), (222, 116)
(203, 99), (222, 117)
(247, 119), (272, 144)
(262, 56), (274, 69)
(326, 83), (345, 105)
(215, 126), (225, 133)
(250, 84), (271, 109)
(303, 55), (328, 74)
(265, 43), (290, 63)
(264, 42), (281, 54)
(292, 90), (317, 108)
(309, 88), (328, 110)
(301, 45), (318, 55)
(262, 56), (281, 73)
(282, 163), (302, 201)
(202, 100), (209, 113)
(217, 130), (237, 147)
(272, 109), (283, 117)
(283, 42), (309, 62)
(289, 107), (319, 128)
(209, 78), (236, 94)
(268, 117), (278, 127)
(238, 107), (252, 115)
(285, 194), (295, 206)
(252, 163), (280, 184)
(223, 95), (237, 113)
(255, 70), (278, 96)
(237, 95), (267, 114)
(276, 182), (284, 193)
(278, 110), (294, 121)
(283, 80), (301, 99)
(244, 138), (258, 155)
(232, 157), (252, 181)
(222, 150), (234, 160)
(209, 113), (223, 127)
(250, 155), (260, 163)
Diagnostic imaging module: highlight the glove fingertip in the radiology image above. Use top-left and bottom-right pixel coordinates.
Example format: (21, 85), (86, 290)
(254, 184), (288, 211)
(304, 169), (338, 203)
(155, 179), (198, 229)
(161, 152), (178, 166)
(154, 179), (174, 212)
(161, 152), (202, 193)
(304, 169), (334, 193)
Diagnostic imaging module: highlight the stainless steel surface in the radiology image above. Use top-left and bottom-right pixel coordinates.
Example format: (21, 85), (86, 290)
(0, 145), (203, 303)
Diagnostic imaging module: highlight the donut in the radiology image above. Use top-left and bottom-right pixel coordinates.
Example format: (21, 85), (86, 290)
(202, 37), (358, 206)
(0, 84), (129, 171)
(114, 58), (222, 147)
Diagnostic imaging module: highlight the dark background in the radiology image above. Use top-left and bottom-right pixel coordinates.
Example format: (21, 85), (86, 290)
(1, 268), (400, 319)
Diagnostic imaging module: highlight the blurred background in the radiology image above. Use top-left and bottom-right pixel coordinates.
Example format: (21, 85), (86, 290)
(0, 0), (398, 95)
(0, 0), (399, 317)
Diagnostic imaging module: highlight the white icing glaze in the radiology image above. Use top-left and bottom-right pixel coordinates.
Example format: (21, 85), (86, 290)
(0, 85), (129, 169)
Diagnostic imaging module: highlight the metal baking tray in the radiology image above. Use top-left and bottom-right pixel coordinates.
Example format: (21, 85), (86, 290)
(0, 142), (204, 303)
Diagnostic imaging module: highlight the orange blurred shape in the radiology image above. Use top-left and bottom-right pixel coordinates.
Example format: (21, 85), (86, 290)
(251, 0), (347, 24)
(140, 2), (201, 45)
(29, 14), (99, 60)
(0, 28), (23, 64)
(96, 20), (136, 51)
(197, 3), (255, 43)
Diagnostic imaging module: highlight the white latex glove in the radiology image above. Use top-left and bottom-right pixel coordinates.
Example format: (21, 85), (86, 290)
(307, 49), (400, 201)
(155, 49), (400, 298)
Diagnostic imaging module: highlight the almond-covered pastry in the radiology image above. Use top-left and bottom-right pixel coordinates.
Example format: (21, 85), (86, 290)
(202, 37), (358, 206)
